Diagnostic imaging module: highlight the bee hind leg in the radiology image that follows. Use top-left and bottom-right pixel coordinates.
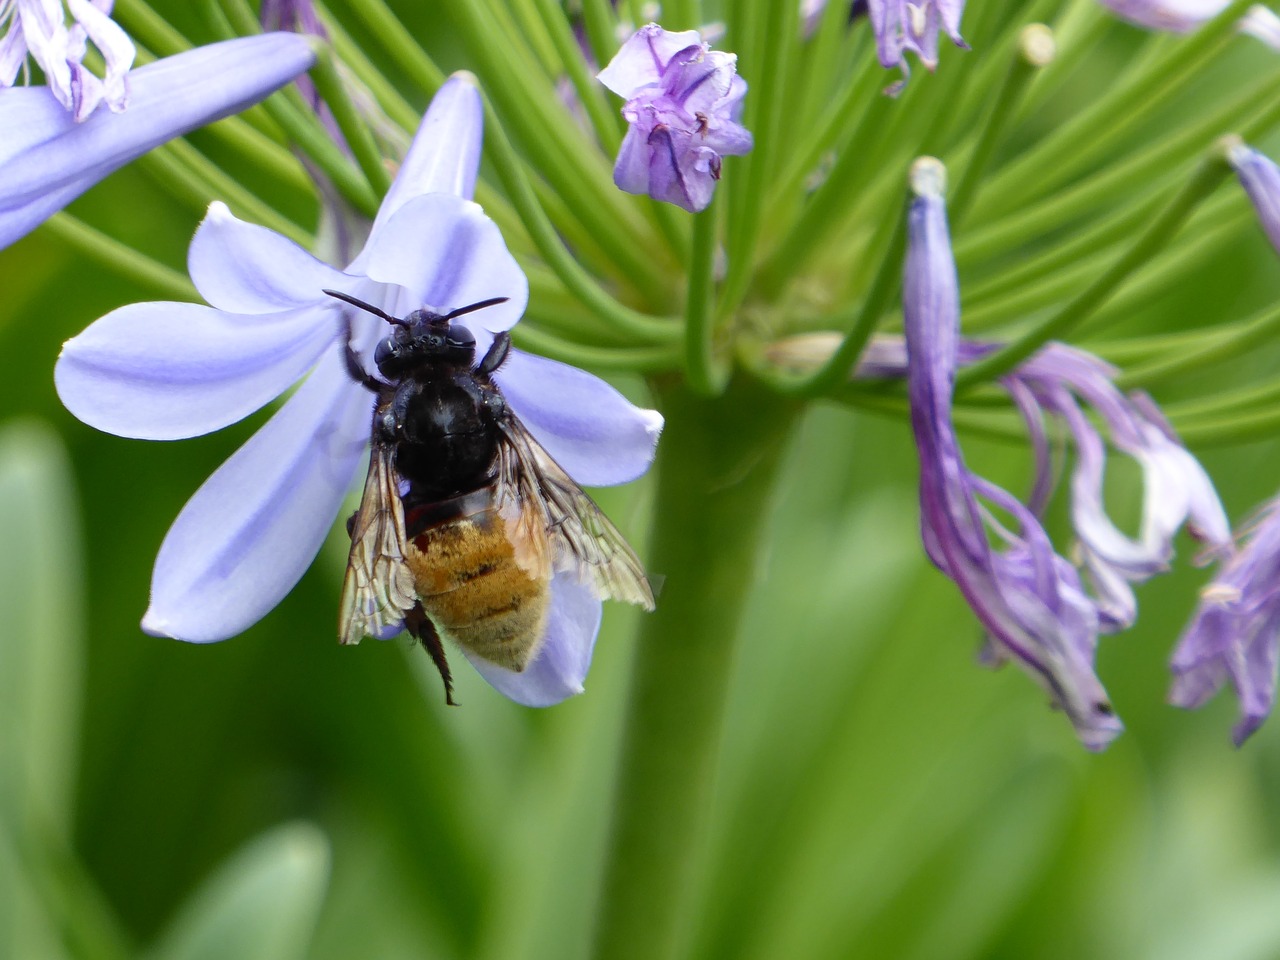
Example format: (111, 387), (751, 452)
(405, 604), (456, 706)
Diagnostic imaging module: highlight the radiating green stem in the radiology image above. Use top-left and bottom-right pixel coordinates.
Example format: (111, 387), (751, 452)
(337, 0), (446, 93)
(950, 24), (1054, 226)
(310, 48), (393, 197)
(685, 206), (728, 395)
(42, 215), (199, 300)
(530, 0), (621, 155)
(957, 147), (1231, 387)
(591, 381), (799, 960)
(512, 325), (681, 372)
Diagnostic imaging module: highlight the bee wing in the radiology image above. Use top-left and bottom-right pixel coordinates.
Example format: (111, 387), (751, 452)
(494, 415), (655, 611)
(338, 440), (418, 644)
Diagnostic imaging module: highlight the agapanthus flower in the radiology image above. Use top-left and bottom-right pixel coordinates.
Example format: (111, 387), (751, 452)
(1240, 4), (1280, 49)
(905, 157), (1122, 750)
(867, 0), (967, 78)
(0, 0), (134, 120)
(54, 74), (663, 706)
(597, 22), (753, 213)
(1170, 499), (1280, 745)
(1226, 139), (1280, 256)
(0, 32), (317, 250)
(1095, 0), (1231, 32)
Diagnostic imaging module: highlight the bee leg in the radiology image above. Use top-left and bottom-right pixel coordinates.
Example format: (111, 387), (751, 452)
(476, 331), (511, 376)
(340, 315), (385, 393)
(405, 604), (456, 706)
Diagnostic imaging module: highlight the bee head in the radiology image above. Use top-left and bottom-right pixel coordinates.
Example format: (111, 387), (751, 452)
(323, 290), (507, 379)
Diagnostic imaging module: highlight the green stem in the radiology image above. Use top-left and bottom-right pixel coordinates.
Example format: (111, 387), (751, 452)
(530, 0), (621, 155)
(949, 24), (1054, 226)
(479, 91), (682, 344)
(512, 325), (682, 372)
(684, 206), (727, 395)
(581, 0), (621, 68)
(41, 215), (199, 300)
(336, 0), (446, 94)
(787, 203), (909, 397)
(956, 147), (1231, 387)
(310, 48), (394, 197)
(591, 380), (799, 960)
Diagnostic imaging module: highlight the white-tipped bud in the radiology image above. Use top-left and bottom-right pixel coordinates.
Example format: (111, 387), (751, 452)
(910, 156), (947, 199)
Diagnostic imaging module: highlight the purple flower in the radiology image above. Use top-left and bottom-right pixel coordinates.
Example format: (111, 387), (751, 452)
(597, 22), (752, 213)
(905, 157), (1122, 750)
(1170, 501), (1280, 745)
(1227, 140), (1280, 257)
(54, 74), (663, 707)
(1, 0), (134, 120)
(867, 0), (966, 76)
(0, 32), (317, 250)
(1095, 0), (1231, 32)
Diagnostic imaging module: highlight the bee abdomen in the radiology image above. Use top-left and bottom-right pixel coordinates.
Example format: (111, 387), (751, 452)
(407, 509), (550, 673)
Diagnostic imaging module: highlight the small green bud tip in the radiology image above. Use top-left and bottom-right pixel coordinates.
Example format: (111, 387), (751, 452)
(910, 157), (947, 199)
(1217, 134), (1247, 169)
(1019, 25), (1056, 68)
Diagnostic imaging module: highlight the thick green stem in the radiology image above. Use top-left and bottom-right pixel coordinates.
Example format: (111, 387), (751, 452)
(591, 381), (799, 960)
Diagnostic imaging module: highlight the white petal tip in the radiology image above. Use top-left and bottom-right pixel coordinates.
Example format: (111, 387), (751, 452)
(205, 200), (234, 222)
(449, 70), (479, 86)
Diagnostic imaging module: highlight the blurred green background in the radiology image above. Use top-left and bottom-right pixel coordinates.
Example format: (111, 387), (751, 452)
(4, 2), (1280, 958)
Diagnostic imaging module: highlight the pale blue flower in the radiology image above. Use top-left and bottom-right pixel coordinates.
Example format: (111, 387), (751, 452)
(0, 32), (317, 249)
(0, 0), (134, 120)
(54, 75), (662, 707)
(597, 22), (753, 213)
(1095, 0), (1231, 32)
(1240, 4), (1280, 49)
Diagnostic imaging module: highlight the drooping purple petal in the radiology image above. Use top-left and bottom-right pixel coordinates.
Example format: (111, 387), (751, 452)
(867, 0), (967, 73)
(1227, 141), (1280, 257)
(361, 193), (528, 334)
(65, 0), (133, 112)
(1171, 499), (1280, 744)
(1096, 0), (1231, 31)
(903, 157), (1122, 750)
(54, 300), (337, 440)
(188, 202), (348, 314)
(461, 572), (603, 706)
(496, 349), (663, 487)
(142, 349), (369, 642)
(0, 32), (316, 250)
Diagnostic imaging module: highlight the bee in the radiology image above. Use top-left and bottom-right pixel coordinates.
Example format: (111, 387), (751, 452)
(325, 289), (654, 703)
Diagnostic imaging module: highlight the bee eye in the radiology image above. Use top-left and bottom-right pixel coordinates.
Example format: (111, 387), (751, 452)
(374, 337), (395, 367)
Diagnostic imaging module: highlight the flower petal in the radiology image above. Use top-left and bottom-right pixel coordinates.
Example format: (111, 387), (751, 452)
(460, 573), (602, 706)
(496, 349), (662, 487)
(361, 193), (528, 331)
(55, 300), (336, 440)
(597, 23), (705, 98)
(1096, 0), (1231, 31)
(188, 201), (346, 314)
(0, 32), (316, 249)
(142, 349), (370, 642)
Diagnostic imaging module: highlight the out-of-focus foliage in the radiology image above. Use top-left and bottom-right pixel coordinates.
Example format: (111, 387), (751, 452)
(3, 1), (1280, 958)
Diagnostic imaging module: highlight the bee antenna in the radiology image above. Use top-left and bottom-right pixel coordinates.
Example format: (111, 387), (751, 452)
(440, 297), (510, 323)
(323, 289), (410, 328)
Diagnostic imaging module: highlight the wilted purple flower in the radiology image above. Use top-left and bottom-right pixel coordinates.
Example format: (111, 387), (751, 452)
(0, 33), (316, 250)
(1095, 0), (1231, 32)
(1170, 499), (1280, 745)
(1226, 140), (1280, 256)
(1008, 346), (1229, 631)
(904, 157), (1122, 750)
(867, 0), (966, 77)
(55, 75), (663, 706)
(1240, 4), (1280, 49)
(0, 0), (134, 120)
(597, 22), (753, 213)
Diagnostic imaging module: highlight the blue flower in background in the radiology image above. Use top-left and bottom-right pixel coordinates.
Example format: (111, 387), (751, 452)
(597, 22), (753, 213)
(54, 74), (663, 706)
(867, 0), (967, 76)
(0, 32), (317, 249)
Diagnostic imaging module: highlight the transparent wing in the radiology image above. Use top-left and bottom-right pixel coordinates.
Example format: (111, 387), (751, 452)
(495, 415), (654, 610)
(338, 440), (418, 644)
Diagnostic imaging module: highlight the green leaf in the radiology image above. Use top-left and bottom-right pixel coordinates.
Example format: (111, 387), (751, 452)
(146, 823), (331, 960)
(0, 420), (84, 841)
